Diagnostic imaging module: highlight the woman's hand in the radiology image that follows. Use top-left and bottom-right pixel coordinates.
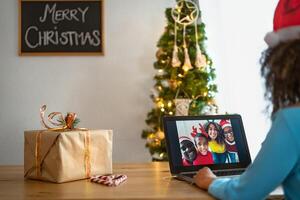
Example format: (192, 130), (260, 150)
(193, 167), (217, 190)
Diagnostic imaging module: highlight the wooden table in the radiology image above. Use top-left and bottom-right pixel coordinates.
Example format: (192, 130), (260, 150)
(0, 163), (283, 200)
(0, 162), (214, 200)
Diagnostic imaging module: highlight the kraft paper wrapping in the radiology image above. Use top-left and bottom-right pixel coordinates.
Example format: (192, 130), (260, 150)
(24, 129), (113, 183)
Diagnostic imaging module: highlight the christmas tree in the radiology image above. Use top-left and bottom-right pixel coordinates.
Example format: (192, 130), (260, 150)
(142, 0), (218, 161)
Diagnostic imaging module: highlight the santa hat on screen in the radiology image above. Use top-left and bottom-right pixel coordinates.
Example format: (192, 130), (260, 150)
(264, 0), (300, 47)
(219, 119), (231, 129)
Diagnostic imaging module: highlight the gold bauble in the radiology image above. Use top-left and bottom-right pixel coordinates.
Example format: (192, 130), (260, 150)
(156, 130), (165, 140)
(147, 133), (156, 143)
(168, 79), (178, 90)
(156, 48), (165, 59)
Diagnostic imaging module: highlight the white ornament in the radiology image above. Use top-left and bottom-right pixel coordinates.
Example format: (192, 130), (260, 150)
(161, 80), (169, 87)
(171, 0), (199, 71)
(195, 45), (207, 69)
(171, 0), (199, 26)
(172, 44), (181, 67)
(182, 44), (193, 71)
(174, 98), (192, 116)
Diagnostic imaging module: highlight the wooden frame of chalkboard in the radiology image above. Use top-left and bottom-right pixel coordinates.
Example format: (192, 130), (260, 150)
(19, 0), (104, 56)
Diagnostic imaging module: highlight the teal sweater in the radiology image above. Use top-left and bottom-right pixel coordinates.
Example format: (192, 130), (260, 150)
(208, 108), (300, 200)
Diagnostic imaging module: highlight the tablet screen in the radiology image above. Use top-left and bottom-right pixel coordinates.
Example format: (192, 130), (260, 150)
(176, 119), (239, 166)
(163, 115), (251, 173)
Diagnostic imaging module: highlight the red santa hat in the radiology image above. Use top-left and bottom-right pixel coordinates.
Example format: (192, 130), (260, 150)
(264, 0), (300, 47)
(219, 119), (231, 129)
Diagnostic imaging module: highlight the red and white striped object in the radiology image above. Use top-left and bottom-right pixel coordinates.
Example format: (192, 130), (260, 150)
(90, 174), (127, 186)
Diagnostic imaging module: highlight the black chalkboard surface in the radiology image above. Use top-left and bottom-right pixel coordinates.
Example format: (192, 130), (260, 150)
(19, 0), (104, 55)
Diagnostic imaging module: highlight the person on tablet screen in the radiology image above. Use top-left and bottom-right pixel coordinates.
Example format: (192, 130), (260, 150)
(193, 134), (214, 165)
(220, 119), (239, 163)
(193, 0), (300, 199)
(203, 122), (226, 164)
(179, 136), (197, 166)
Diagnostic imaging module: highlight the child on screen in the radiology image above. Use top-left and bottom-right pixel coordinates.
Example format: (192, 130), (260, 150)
(193, 135), (214, 165)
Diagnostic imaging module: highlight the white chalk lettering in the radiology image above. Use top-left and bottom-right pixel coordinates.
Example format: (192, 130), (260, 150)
(39, 3), (88, 24)
(39, 4), (58, 24)
(59, 32), (69, 45)
(25, 26), (101, 48)
(25, 26), (39, 48)
(70, 9), (79, 22)
(55, 9), (63, 21)
(78, 7), (89, 23)
(92, 30), (101, 46)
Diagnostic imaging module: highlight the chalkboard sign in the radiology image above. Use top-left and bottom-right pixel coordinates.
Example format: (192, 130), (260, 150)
(19, 0), (104, 55)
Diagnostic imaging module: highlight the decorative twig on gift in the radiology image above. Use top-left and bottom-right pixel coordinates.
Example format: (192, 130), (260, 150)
(40, 105), (85, 131)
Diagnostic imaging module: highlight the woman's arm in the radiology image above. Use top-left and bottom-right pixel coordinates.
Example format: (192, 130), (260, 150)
(194, 111), (299, 200)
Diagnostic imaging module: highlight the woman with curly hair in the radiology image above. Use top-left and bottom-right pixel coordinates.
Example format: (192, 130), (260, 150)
(204, 121), (226, 164)
(193, 0), (300, 199)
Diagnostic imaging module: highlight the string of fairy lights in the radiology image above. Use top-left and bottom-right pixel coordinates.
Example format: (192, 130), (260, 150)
(143, 0), (218, 160)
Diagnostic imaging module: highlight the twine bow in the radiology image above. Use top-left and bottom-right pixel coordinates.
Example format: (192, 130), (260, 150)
(40, 105), (85, 131)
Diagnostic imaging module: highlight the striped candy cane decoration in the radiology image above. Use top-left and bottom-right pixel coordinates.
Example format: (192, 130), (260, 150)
(90, 175), (127, 186)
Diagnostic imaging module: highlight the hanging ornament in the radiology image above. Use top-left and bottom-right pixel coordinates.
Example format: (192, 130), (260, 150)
(171, 44), (181, 67)
(182, 25), (193, 72)
(161, 80), (169, 88)
(155, 129), (165, 140)
(172, 0), (199, 72)
(156, 48), (165, 59)
(171, 22), (181, 68)
(168, 79), (178, 90)
(171, 0), (199, 26)
(194, 22), (207, 69)
(195, 44), (207, 69)
(147, 133), (156, 143)
(174, 98), (192, 116)
(182, 48), (192, 71)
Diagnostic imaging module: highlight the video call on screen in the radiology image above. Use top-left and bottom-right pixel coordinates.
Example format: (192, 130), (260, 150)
(176, 119), (240, 166)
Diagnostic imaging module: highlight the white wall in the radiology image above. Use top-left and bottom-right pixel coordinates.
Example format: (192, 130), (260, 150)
(199, 0), (278, 158)
(0, 0), (174, 164)
(0, 0), (278, 164)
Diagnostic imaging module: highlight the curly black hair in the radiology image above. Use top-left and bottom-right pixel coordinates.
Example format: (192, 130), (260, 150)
(204, 121), (224, 145)
(260, 39), (300, 116)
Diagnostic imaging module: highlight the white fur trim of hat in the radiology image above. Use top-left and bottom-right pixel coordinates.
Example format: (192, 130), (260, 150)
(264, 26), (300, 47)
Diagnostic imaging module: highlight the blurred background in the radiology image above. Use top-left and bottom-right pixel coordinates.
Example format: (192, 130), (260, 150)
(0, 0), (277, 164)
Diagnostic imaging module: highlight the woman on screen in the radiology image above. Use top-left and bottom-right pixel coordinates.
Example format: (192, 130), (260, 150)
(193, 0), (300, 199)
(204, 122), (226, 164)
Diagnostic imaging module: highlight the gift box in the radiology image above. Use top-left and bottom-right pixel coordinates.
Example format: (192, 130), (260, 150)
(24, 129), (113, 183)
